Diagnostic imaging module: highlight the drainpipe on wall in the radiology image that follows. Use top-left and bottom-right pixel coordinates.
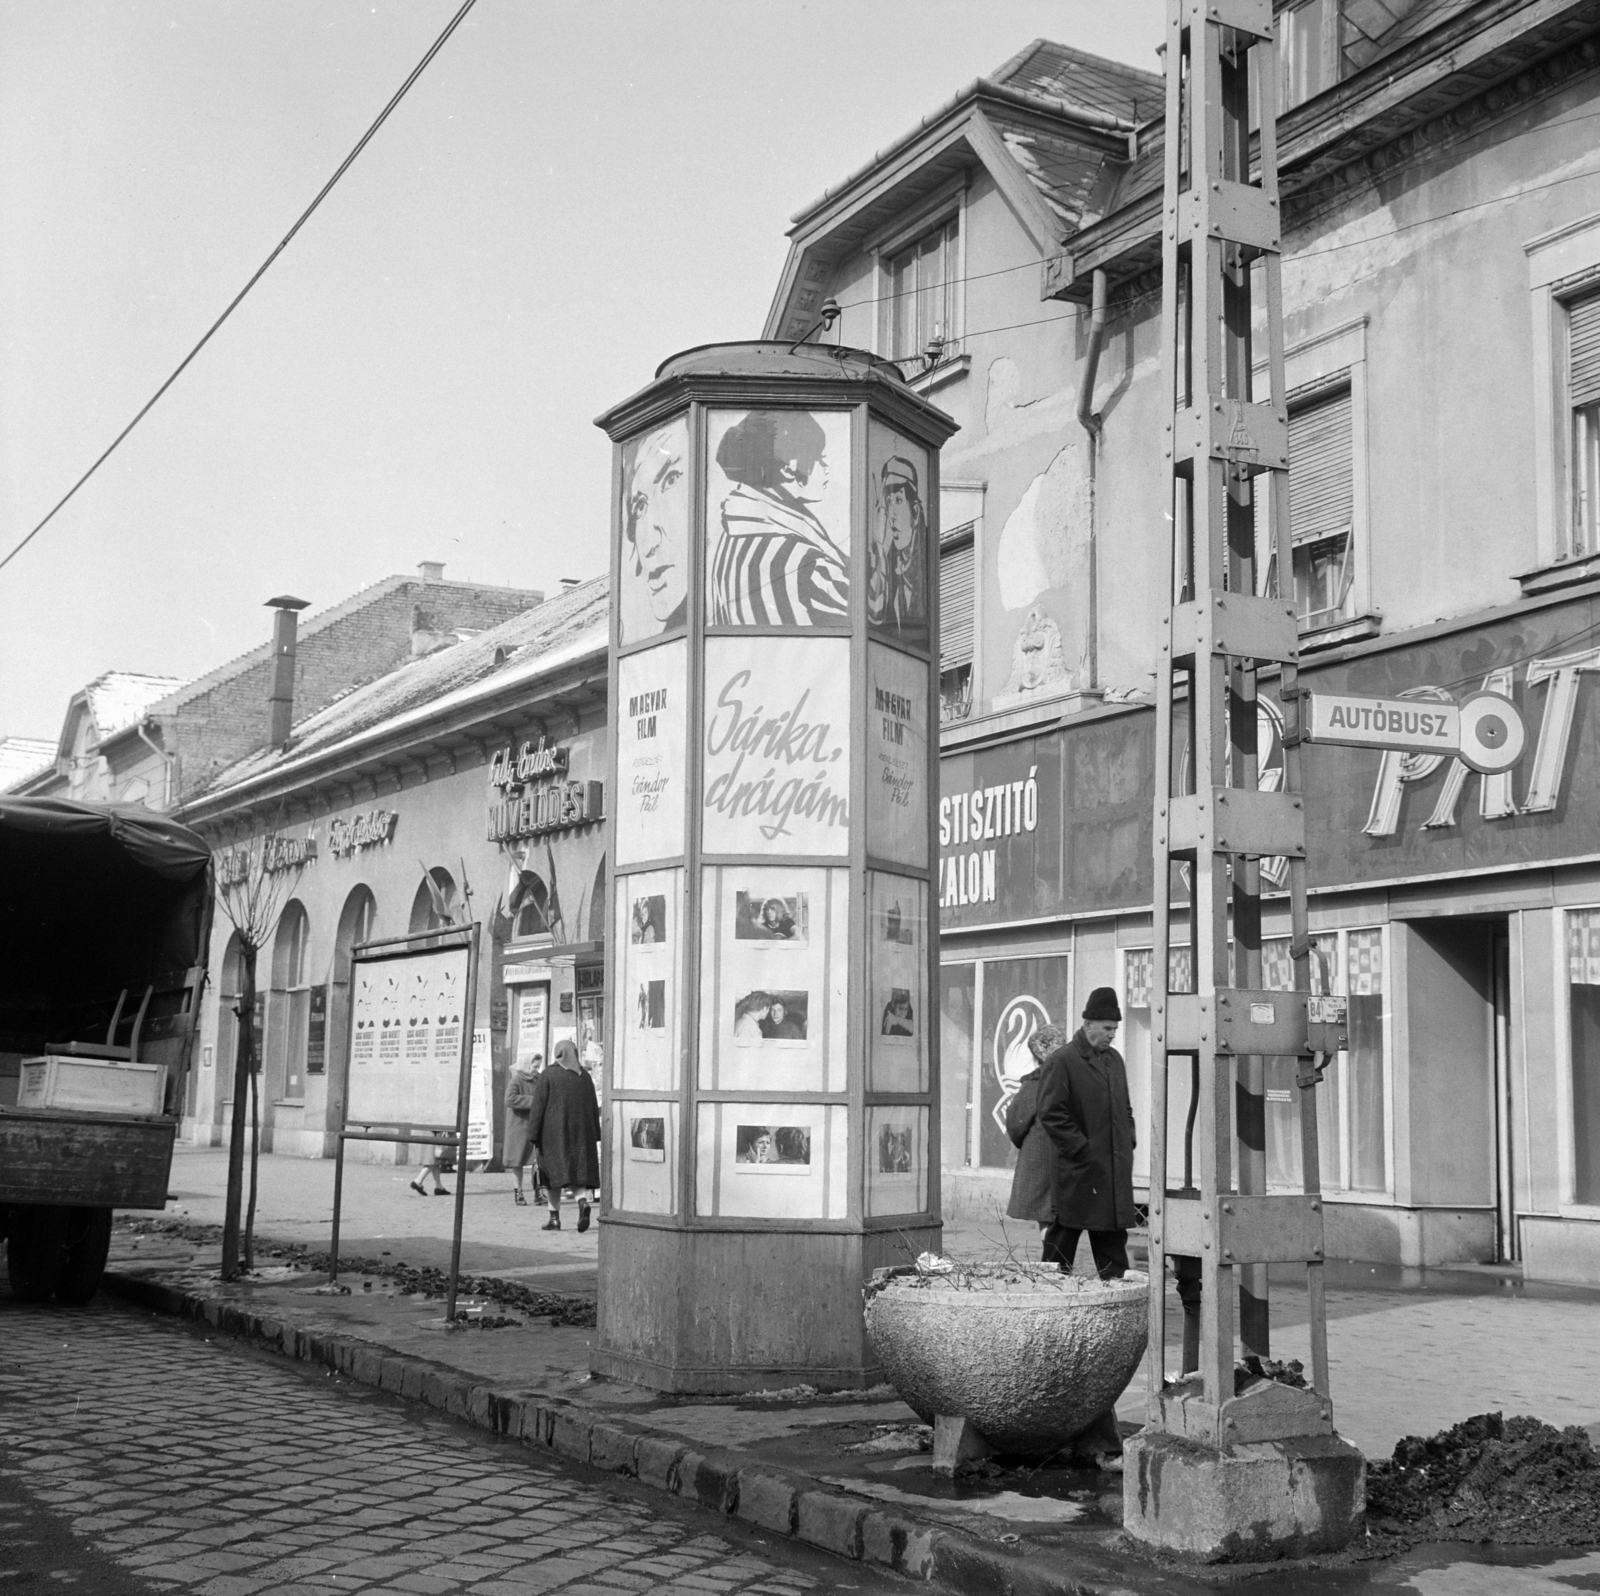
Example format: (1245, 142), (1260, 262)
(1076, 269), (1108, 693)
(133, 719), (176, 809)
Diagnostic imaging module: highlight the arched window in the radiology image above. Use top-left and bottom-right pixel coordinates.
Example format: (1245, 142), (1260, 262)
(270, 900), (311, 1101)
(512, 871), (552, 940)
(409, 867), (457, 933)
(326, 887), (376, 1086)
(588, 855), (606, 942)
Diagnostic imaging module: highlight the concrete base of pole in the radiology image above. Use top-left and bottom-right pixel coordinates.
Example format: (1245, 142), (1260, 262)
(1122, 1428), (1365, 1562)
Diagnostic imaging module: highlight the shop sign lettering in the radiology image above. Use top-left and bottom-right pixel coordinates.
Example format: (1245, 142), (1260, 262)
(328, 810), (398, 858)
(1364, 648), (1600, 835)
(937, 764), (1040, 908)
(488, 779), (604, 843)
(262, 832), (317, 873)
(488, 739), (569, 791)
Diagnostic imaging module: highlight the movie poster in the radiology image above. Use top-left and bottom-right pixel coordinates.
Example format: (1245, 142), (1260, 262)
(694, 1101), (849, 1220)
(866, 420), (931, 652)
(697, 865), (848, 1094)
(614, 867), (681, 1093)
(866, 641), (928, 868)
(613, 1100), (677, 1215)
(618, 415), (690, 646)
(616, 639), (687, 867)
(866, 1105), (928, 1217)
(867, 872), (928, 1094)
(704, 409), (852, 628)
(701, 636), (851, 856)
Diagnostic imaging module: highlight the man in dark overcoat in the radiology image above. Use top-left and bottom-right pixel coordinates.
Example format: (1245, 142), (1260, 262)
(1036, 987), (1137, 1280)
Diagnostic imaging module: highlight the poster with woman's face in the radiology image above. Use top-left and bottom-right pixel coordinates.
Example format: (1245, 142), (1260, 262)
(705, 409), (852, 628)
(619, 416), (690, 646)
(866, 420), (930, 650)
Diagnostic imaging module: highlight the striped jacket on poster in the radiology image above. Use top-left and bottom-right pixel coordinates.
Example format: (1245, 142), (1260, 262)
(710, 484), (850, 627)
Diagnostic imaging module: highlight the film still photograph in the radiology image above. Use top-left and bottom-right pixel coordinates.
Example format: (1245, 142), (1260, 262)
(731, 989), (808, 1044)
(735, 1123), (812, 1171)
(635, 979), (666, 1030)
(733, 889), (808, 946)
(628, 1115), (666, 1163)
(879, 987), (915, 1039)
(877, 1121), (915, 1174)
(630, 893), (667, 945)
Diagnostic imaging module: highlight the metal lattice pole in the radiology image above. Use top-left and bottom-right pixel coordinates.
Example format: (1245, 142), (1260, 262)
(1145, 0), (1339, 1452)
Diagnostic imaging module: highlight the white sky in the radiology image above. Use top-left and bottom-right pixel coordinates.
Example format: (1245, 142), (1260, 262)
(0, 0), (1162, 741)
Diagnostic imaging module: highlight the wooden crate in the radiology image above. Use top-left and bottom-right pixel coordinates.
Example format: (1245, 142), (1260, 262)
(0, 1109), (176, 1207)
(17, 1056), (165, 1116)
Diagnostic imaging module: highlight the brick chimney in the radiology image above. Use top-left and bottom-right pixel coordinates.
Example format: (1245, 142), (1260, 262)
(265, 595), (310, 748)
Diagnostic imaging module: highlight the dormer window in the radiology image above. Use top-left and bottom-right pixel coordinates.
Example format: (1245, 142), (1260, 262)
(886, 214), (961, 368)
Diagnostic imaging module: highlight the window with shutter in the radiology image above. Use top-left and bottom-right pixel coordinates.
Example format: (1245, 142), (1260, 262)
(939, 530), (975, 723)
(1256, 382), (1355, 628)
(1570, 290), (1600, 557)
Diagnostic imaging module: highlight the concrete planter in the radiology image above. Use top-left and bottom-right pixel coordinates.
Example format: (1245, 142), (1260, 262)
(864, 1264), (1149, 1454)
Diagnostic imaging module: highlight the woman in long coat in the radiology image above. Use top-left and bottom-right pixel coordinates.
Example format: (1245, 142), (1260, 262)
(503, 1053), (544, 1207)
(1005, 1025), (1067, 1231)
(527, 1039), (601, 1232)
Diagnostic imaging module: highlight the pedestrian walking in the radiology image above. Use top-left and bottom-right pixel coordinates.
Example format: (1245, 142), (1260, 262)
(1035, 989), (1137, 1280)
(527, 1039), (601, 1232)
(1004, 1024), (1068, 1232)
(408, 1145), (450, 1196)
(504, 1053), (544, 1207)
(1036, 989), (1138, 1470)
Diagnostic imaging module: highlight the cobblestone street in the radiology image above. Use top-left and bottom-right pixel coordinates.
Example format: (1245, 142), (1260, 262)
(0, 1299), (911, 1595)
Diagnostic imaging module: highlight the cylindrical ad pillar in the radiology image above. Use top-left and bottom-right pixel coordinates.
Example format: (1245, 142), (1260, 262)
(594, 343), (958, 1393)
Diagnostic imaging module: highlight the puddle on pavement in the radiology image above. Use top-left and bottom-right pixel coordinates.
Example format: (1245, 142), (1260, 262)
(1266, 1545), (1600, 1593)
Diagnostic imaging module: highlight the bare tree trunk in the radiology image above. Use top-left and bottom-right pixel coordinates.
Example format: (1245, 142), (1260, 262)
(245, 1052), (260, 1272)
(221, 944), (256, 1280)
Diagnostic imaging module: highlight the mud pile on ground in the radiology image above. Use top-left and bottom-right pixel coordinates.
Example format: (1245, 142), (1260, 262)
(1366, 1411), (1600, 1544)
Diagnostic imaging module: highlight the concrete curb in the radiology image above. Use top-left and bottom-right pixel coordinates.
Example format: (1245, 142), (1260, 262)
(103, 1268), (1122, 1595)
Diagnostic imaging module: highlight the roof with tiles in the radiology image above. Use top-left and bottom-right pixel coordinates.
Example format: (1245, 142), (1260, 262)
(0, 737), (54, 789)
(85, 672), (187, 739)
(141, 570), (540, 721)
(194, 576), (608, 798)
(991, 38), (1163, 124)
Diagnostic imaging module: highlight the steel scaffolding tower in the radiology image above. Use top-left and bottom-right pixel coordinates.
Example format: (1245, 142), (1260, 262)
(1143, 0), (1350, 1455)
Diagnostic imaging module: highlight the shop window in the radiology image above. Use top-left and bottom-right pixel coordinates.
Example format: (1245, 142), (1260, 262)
(974, 956), (1074, 1171)
(1568, 289), (1600, 560)
(1122, 931), (1387, 1199)
(886, 214), (960, 371)
(270, 900), (311, 1102)
(409, 867), (456, 933)
(939, 528), (974, 724)
(1567, 909), (1600, 1204)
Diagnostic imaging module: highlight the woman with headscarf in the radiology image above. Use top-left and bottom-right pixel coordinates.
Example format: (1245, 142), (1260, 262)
(503, 1051), (544, 1207)
(526, 1039), (601, 1232)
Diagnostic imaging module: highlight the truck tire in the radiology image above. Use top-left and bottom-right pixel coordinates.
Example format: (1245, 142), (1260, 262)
(54, 1207), (113, 1305)
(6, 1206), (68, 1303)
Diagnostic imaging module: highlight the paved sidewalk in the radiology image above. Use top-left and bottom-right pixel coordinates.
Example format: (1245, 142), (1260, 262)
(94, 1146), (1600, 1593)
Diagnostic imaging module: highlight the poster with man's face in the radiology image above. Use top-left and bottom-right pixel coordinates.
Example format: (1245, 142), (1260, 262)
(619, 416), (690, 646)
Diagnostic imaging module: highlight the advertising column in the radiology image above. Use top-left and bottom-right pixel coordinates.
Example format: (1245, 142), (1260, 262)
(596, 344), (957, 1393)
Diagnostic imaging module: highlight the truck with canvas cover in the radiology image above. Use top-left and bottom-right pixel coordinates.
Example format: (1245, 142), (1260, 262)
(0, 798), (212, 1302)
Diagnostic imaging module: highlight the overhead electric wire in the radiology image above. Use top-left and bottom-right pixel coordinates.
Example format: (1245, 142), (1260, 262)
(0, 0), (479, 578)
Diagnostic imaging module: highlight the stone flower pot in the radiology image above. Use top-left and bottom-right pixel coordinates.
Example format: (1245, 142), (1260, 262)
(864, 1263), (1149, 1455)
